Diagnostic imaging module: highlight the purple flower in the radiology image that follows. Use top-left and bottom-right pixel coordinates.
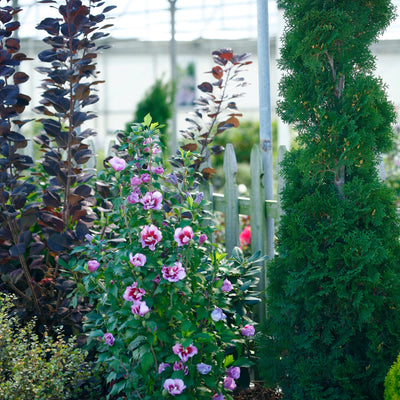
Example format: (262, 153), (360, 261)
(199, 233), (207, 244)
(224, 376), (237, 391)
(158, 362), (170, 374)
(85, 234), (94, 243)
(129, 252), (147, 267)
(140, 173), (151, 183)
(163, 378), (186, 396)
(127, 189), (140, 204)
(123, 283), (145, 301)
(153, 274), (161, 284)
(162, 262), (186, 282)
(212, 394), (225, 400)
(174, 226), (194, 246)
(196, 363), (212, 374)
(166, 173), (178, 185)
(109, 156), (126, 171)
(227, 366), (240, 380)
(194, 192), (204, 204)
(87, 260), (99, 272)
(173, 361), (189, 375)
(211, 308), (226, 322)
(150, 166), (164, 175)
(140, 191), (163, 210)
(131, 300), (150, 316)
(221, 278), (234, 292)
(130, 175), (142, 186)
(139, 224), (162, 251)
(241, 324), (255, 337)
(103, 332), (115, 346)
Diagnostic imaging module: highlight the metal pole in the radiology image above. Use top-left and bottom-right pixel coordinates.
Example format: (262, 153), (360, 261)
(257, 0), (274, 259)
(169, 0), (178, 155)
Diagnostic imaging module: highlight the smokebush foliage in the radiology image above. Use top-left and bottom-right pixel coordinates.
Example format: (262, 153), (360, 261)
(259, 1), (400, 399)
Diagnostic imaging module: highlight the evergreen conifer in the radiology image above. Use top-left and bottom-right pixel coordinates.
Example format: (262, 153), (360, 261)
(260, 1), (400, 399)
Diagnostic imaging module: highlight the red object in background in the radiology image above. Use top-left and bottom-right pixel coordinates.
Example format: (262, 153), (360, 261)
(239, 226), (251, 247)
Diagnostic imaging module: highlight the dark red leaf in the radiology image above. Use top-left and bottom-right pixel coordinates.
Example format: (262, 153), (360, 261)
(13, 71), (29, 85)
(212, 66), (223, 80)
(5, 38), (20, 53)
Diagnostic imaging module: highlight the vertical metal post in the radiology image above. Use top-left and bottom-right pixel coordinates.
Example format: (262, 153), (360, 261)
(169, 0), (178, 155)
(257, 0), (274, 259)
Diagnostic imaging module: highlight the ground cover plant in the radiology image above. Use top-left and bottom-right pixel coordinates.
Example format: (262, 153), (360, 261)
(260, 0), (400, 399)
(71, 115), (263, 399)
(0, 293), (93, 400)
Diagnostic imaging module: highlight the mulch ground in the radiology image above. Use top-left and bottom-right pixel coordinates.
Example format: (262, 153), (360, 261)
(233, 382), (283, 400)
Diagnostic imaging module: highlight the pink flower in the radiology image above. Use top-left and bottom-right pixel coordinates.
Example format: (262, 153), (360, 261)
(227, 366), (240, 380)
(104, 332), (115, 346)
(239, 226), (251, 246)
(153, 274), (161, 284)
(221, 278), (233, 292)
(174, 226), (194, 246)
(241, 324), (255, 337)
(140, 173), (151, 183)
(139, 224), (162, 251)
(123, 282), (145, 301)
(131, 299), (150, 316)
(140, 191), (163, 210)
(224, 376), (237, 391)
(163, 378), (186, 396)
(172, 343), (198, 362)
(129, 252), (147, 267)
(212, 394), (225, 400)
(173, 361), (189, 375)
(88, 260), (99, 272)
(130, 175), (142, 186)
(158, 362), (170, 374)
(162, 262), (186, 282)
(109, 156), (126, 171)
(199, 233), (207, 244)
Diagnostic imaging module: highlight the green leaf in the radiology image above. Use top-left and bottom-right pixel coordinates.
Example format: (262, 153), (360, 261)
(231, 247), (244, 264)
(144, 113), (152, 127)
(141, 352), (154, 372)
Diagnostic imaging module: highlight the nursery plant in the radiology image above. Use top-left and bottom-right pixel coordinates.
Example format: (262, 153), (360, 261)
(260, 1), (400, 399)
(0, 0), (113, 329)
(71, 116), (262, 399)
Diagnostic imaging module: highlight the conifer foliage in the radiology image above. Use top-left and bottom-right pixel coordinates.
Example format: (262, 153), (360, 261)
(260, 1), (400, 399)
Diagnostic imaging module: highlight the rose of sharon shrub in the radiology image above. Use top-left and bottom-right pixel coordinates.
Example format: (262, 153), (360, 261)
(72, 117), (262, 399)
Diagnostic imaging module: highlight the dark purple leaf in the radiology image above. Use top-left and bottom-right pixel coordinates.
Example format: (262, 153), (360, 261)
(13, 71), (29, 85)
(5, 21), (20, 32)
(103, 5), (117, 13)
(42, 119), (61, 137)
(47, 232), (70, 252)
(9, 243), (26, 257)
(198, 82), (213, 93)
(36, 17), (60, 35)
(5, 38), (20, 53)
(43, 190), (61, 208)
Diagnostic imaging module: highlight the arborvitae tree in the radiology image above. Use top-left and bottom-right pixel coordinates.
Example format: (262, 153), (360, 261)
(260, 1), (400, 399)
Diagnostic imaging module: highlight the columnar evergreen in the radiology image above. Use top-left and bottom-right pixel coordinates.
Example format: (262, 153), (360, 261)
(261, 1), (400, 399)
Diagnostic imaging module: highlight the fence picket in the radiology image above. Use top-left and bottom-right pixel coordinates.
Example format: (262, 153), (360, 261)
(223, 144), (240, 256)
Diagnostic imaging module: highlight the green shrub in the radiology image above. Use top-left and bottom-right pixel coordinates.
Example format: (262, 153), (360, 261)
(385, 353), (400, 400)
(259, 1), (400, 399)
(0, 293), (92, 400)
